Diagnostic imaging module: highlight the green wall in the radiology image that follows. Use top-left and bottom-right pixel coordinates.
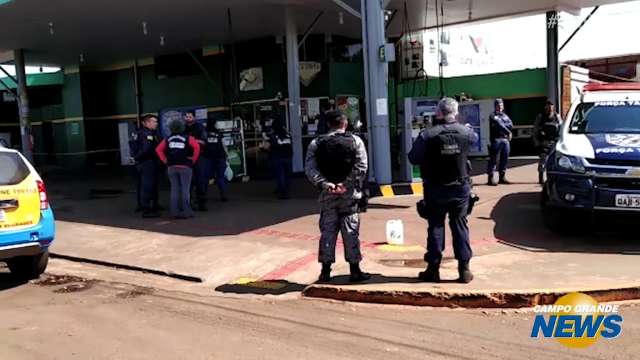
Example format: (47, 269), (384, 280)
(140, 57), (226, 112)
(82, 69), (137, 117)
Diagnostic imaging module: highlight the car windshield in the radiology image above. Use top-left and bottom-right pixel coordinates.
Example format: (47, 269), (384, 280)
(0, 152), (30, 186)
(570, 101), (640, 134)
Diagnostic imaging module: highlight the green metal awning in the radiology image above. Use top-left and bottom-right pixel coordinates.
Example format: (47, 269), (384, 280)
(0, 71), (64, 89)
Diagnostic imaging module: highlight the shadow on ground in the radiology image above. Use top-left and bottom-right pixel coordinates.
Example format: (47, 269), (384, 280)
(0, 270), (28, 292)
(491, 191), (640, 254)
(43, 158), (536, 238)
(46, 165), (321, 237)
(215, 280), (307, 295)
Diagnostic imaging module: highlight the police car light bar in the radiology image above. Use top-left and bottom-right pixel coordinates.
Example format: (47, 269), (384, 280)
(584, 82), (640, 92)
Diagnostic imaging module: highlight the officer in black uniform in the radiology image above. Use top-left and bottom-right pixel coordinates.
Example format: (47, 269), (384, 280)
(408, 97), (478, 283)
(268, 120), (293, 199)
(533, 100), (562, 184)
(204, 118), (229, 202)
(183, 111), (209, 211)
(133, 114), (162, 218)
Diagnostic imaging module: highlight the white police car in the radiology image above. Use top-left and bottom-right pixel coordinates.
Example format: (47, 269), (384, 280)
(542, 83), (640, 231)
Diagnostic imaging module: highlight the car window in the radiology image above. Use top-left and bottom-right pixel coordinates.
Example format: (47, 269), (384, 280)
(570, 101), (640, 134)
(0, 152), (30, 186)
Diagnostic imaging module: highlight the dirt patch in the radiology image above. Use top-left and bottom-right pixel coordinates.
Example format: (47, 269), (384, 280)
(52, 280), (97, 294)
(34, 274), (87, 287)
(116, 286), (154, 299)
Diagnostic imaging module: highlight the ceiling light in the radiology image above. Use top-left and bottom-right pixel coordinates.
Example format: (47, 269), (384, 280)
(142, 21), (148, 36)
(339, 12), (344, 25)
(160, 36), (165, 46)
(79, 54), (85, 63)
(48, 22), (54, 35)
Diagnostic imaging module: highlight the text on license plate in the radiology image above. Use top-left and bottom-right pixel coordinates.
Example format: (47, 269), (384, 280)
(0, 210), (5, 222)
(615, 195), (640, 208)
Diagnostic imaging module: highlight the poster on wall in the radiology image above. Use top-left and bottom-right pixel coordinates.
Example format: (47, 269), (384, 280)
(458, 101), (493, 156)
(458, 103), (482, 153)
(239, 67), (264, 91)
(335, 95), (361, 130)
(158, 106), (208, 138)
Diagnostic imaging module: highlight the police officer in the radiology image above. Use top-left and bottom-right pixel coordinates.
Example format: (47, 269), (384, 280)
(533, 100), (562, 184)
(408, 97), (477, 283)
(204, 118), (229, 202)
(183, 111), (209, 211)
(305, 110), (371, 283)
(487, 98), (514, 186)
(268, 120), (293, 199)
(132, 114), (162, 218)
(315, 103), (334, 136)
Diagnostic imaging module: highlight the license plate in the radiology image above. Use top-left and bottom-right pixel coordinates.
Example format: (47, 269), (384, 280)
(615, 194), (640, 208)
(0, 210), (5, 222)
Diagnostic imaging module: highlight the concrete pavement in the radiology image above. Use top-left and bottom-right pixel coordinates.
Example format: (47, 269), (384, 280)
(44, 161), (640, 307)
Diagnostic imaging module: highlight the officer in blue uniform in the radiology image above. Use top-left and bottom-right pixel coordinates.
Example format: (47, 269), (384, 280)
(487, 98), (514, 186)
(132, 114), (162, 218)
(408, 97), (477, 283)
(184, 111), (209, 211)
(268, 120), (293, 199)
(204, 118), (229, 202)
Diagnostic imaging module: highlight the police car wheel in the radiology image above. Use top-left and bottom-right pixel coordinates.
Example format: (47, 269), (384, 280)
(7, 250), (49, 280)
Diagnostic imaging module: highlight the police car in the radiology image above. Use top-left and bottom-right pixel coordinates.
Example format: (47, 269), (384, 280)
(542, 83), (640, 231)
(0, 147), (54, 279)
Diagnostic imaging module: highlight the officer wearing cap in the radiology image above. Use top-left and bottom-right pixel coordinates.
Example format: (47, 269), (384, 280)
(184, 111), (209, 211)
(487, 98), (514, 186)
(132, 114), (162, 218)
(408, 97), (478, 283)
(204, 118), (229, 202)
(305, 110), (371, 283)
(533, 100), (562, 184)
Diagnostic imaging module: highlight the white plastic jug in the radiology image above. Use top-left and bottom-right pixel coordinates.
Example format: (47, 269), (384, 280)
(386, 220), (404, 245)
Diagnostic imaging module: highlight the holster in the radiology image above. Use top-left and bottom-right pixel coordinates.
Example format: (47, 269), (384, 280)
(468, 193), (480, 215)
(416, 200), (428, 219)
(357, 187), (370, 213)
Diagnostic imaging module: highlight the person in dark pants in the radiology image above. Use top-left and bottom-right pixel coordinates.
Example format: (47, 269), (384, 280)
(487, 98), (514, 186)
(305, 110), (371, 283)
(533, 100), (562, 184)
(184, 111), (209, 211)
(408, 97), (478, 283)
(204, 118), (229, 202)
(155, 120), (201, 219)
(268, 121), (293, 199)
(315, 103), (334, 136)
(132, 114), (162, 218)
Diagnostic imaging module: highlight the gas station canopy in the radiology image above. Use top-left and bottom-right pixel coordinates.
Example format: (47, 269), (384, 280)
(0, 0), (633, 67)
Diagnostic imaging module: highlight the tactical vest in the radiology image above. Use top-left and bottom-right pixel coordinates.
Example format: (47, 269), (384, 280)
(315, 132), (357, 184)
(166, 134), (192, 166)
(539, 114), (561, 142)
(205, 132), (225, 159)
(271, 133), (293, 157)
(421, 124), (470, 185)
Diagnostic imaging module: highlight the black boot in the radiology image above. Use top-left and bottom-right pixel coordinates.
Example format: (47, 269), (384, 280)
(499, 173), (511, 185)
(538, 172), (544, 185)
(318, 263), (332, 283)
(349, 263), (371, 282)
(458, 261), (474, 284)
(487, 175), (497, 186)
(418, 263), (440, 282)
